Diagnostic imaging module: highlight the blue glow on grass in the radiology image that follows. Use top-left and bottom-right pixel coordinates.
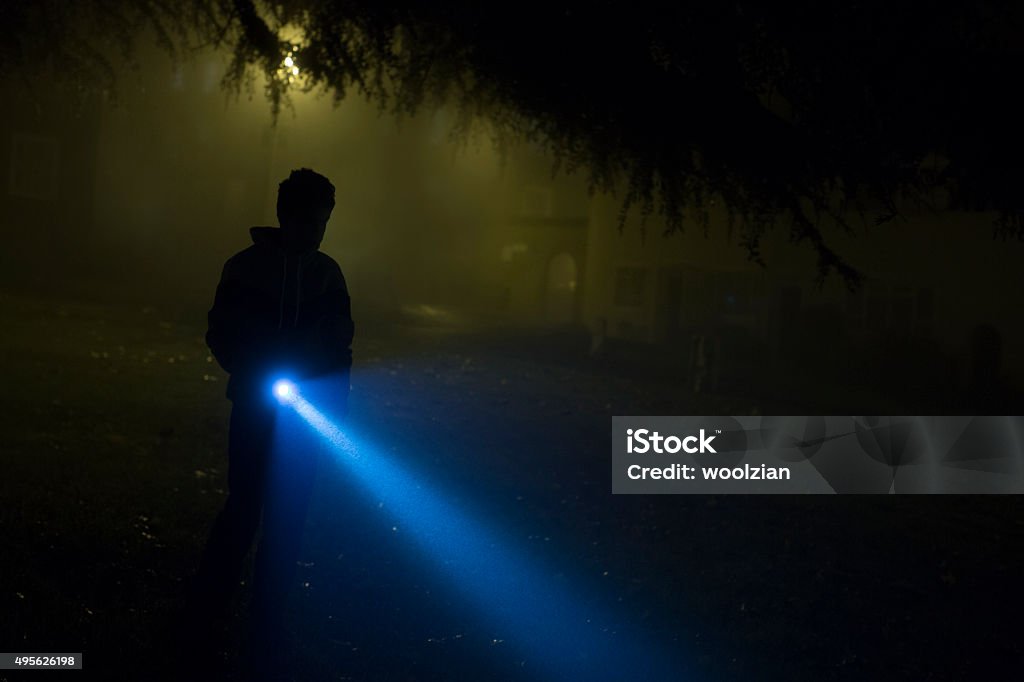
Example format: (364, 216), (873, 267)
(279, 386), (687, 681)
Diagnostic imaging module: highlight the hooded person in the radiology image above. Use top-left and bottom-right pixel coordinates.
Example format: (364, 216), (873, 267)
(206, 169), (354, 399)
(185, 168), (353, 669)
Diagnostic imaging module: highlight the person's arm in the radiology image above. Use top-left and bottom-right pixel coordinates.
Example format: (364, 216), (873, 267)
(294, 264), (354, 416)
(317, 283), (354, 369)
(296, 283), (353, 372)
(206, 262), (244, 374)
(206, 259), (278, 375)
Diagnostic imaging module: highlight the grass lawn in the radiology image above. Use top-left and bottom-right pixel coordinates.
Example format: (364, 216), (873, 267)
(1, 289), (1021, 681)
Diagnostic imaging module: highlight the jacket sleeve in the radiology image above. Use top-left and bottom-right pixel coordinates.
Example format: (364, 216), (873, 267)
(294, 264), (353, 415)
(310, 265), (355, 372)
(206, 258), (278, 375)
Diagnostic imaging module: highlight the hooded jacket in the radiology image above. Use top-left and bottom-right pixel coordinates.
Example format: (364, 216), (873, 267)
(206, 226), (354, 403)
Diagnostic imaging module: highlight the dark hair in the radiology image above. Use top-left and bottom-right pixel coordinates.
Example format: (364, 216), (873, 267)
(277, 168), (336, 223)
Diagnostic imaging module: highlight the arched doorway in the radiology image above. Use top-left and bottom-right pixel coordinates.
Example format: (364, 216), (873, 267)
(544, 252), (577, 324)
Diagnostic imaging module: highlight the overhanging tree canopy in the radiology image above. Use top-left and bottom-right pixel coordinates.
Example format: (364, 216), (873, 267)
(4, 1), (1022, 284)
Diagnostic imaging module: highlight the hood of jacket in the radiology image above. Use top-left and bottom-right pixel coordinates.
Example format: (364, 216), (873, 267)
(250, 225), (323, 258)
(250, 225), (297, 253)
(250, 225), (283, 248)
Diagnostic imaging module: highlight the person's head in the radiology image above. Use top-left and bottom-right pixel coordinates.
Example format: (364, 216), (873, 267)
(277, 168), (336, 252)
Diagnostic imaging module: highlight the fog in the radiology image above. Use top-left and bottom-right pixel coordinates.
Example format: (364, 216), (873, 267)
(1, 43), (590, 318)
(2, 39), (1022, 412)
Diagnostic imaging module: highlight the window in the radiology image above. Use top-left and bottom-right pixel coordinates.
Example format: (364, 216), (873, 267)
(855, 282), (935, 337)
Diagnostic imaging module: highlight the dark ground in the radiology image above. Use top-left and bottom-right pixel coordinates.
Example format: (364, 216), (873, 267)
(1, 287), (1022, 681)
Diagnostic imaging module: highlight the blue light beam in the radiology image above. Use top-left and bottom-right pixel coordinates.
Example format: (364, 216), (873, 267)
(279, 385), (688, 681)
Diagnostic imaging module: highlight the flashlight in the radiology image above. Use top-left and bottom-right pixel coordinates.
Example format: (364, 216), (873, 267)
(273, 379), (296, 402)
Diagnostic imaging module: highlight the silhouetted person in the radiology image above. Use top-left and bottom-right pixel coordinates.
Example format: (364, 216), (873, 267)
(184, 168), (353, 673)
